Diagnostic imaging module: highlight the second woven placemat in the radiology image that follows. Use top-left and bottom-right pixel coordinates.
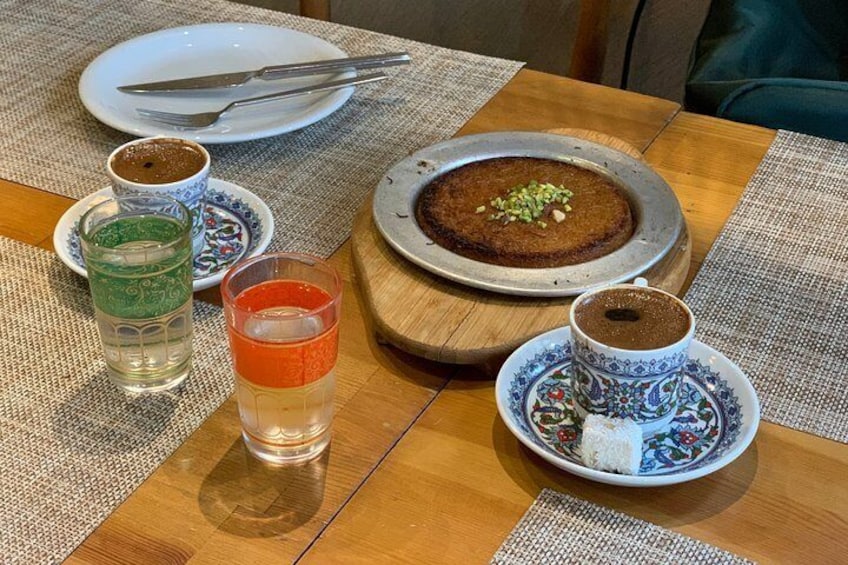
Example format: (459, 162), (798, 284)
(492, 489), (752, 564)
(0, 237), (233, 564)
(685, 130), (848, 443)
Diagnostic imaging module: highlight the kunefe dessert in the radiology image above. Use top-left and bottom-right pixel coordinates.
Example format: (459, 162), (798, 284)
(415, 157), (634, 268)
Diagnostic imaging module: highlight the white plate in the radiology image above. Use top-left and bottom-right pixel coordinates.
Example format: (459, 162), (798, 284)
(53, 178), (274, 291)
(495, 326), (760, 487)
(79, 23), (354, 143)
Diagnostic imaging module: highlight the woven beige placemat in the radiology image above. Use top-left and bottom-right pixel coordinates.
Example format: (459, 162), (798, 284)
(684, 130), (848, 443)
(0, 237), (234, 564)
(0, 0), (522, 259)
(492, 489), (753, 564)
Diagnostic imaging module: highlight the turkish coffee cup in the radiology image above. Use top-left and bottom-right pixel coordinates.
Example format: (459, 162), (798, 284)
(569, 281), (695, 435)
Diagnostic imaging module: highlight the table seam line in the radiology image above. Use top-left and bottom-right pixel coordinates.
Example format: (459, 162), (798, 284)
(643, 105), (682, 152)
(292, 367), (455, 563)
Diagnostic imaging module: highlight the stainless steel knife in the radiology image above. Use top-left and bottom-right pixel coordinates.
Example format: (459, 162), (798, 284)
(117, 51), (411, 93)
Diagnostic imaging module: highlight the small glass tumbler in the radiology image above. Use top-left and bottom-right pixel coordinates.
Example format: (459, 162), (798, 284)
(221, 253), (343, 465)
(80, 194), (194, 392)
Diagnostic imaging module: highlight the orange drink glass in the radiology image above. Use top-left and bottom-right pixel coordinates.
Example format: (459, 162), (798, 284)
(221, 253), (342, 464)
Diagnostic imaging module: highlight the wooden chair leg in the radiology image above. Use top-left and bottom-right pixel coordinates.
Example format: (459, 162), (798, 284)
(569, 0), (610, 83)
(299, 0), (331, 21)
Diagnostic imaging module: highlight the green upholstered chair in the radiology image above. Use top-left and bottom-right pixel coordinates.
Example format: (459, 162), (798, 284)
(686, 0), (848, 140)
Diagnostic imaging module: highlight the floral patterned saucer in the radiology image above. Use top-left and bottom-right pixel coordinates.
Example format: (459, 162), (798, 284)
(53, 179), (274, 292)
(495, 326), (759, 487)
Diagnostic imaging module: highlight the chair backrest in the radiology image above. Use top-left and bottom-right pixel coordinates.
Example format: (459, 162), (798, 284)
(686, 0), (848, 140)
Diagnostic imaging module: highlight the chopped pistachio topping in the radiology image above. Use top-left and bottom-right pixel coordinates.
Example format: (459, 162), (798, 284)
(482, 180), (573, 227)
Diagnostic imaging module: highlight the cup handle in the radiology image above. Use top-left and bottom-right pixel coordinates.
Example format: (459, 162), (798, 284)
(633, 277), (649, 288)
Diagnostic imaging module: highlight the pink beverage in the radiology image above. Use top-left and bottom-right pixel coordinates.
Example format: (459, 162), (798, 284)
(222, 254), (342, 464)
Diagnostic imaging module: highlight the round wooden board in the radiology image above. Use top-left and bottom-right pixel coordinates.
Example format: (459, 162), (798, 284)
(351, 130), (691, 367)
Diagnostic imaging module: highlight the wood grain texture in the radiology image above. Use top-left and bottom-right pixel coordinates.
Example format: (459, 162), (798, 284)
(3, 67), (676, 564)
(544, 128), (645, 160)
(3, 68), (824, 565)
(0, 182), (454, 564)
(351, 130), (690, 366)
(299, 380), (848, 564)
(299, 114), (847, 565)
(0, 181), (75, 249)
(59, 272), (453, 564)
(455, 69), (680, 149)
(642, 113), (776, 293)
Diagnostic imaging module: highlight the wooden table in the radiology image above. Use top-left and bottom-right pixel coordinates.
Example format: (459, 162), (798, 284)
(3, 69), (846, 564)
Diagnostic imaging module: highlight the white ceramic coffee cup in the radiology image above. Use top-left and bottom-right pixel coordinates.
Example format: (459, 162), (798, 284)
(569, 282), (696, 435)
(107, 136), (210, 257)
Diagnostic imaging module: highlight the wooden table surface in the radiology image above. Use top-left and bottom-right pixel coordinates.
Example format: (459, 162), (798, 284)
(3, 68), (846, 564)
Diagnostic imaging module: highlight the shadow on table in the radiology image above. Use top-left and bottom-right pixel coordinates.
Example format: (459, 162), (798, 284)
(52, 372), (179, 454)
(491, 414), (759, 527)
(197, 438), (328, 538)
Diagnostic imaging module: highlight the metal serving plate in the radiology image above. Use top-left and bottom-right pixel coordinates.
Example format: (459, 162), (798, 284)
(372, 132), (683, 297)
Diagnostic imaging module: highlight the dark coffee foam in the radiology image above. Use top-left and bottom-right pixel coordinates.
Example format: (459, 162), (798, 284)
(573, 288), (690, 350)
(111, 139), (206, 185)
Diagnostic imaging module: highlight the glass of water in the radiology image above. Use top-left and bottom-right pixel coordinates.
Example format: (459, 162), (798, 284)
(221, 253), (343, 465)
(79, 194), (194, 393)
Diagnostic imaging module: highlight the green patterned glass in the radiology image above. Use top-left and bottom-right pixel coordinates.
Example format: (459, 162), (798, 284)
(80, 195), (194, 393)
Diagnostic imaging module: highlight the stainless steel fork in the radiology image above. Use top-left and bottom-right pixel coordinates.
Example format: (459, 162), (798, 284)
(136, 72), (388, 128)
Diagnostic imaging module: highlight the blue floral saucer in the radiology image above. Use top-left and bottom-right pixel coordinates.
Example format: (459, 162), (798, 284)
(495, 326), (760, 487)
(53, 179), (274, 292)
